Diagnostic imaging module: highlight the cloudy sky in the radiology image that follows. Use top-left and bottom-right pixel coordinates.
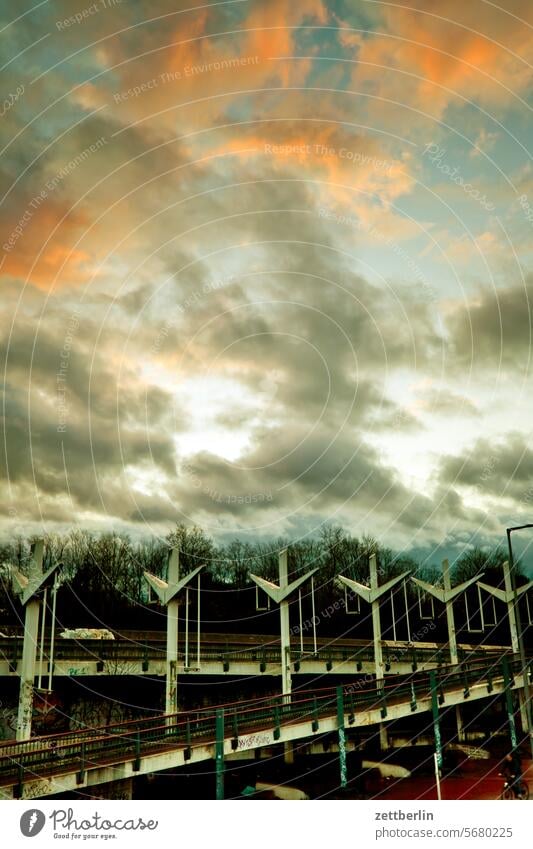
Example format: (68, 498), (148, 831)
(1, 0), (533, 563)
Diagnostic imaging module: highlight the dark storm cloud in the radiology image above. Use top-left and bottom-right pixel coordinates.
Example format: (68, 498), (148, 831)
(176, 417), (489, 542)
(439, 432), (533, 505)
(0, 298), (180, 524)
(0, 135), (441, 533)
(1, 0), (529, 552)
(446, 275), (533, 373)
(0, 308), (177, 428)
(1, 379), (175, 499)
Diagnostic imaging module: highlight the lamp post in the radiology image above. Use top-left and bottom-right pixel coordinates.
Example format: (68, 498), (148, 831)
(505, 525), (533, 761)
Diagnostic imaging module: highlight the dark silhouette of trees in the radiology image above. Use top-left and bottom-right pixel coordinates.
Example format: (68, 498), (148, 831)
(0, 526), (529, 640)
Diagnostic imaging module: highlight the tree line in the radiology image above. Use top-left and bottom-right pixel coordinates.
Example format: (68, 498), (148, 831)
(0, 524), (525, 638)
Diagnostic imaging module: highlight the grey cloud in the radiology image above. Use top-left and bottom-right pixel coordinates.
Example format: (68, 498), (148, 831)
(175, 417), (488, 542)
(439, 432), (533, 505)
(446, 275), (533, 373)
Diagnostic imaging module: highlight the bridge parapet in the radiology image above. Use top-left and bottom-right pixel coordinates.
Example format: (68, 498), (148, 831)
(0, 636), (512, 678)
(0, 653), (530, 800)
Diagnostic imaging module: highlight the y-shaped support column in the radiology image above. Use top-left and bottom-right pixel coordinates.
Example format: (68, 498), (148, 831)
(412, 560), (483, 743)
(477, 562), (533, 735)
(12, 540), (62, 741)
(251, 549), (317, 762)
(144, 549), (203, 719)
(339, 555), (411, 750)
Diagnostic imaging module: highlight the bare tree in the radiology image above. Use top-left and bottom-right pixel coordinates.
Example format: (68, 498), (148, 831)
(166, 524), (214, 575)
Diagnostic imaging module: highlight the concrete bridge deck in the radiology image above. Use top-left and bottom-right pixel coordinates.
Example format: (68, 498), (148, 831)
(0, 654), (528, 799)
(0, 633), (510, 678)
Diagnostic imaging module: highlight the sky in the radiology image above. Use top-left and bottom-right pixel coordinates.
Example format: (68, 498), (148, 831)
(1, 0), (533, 565)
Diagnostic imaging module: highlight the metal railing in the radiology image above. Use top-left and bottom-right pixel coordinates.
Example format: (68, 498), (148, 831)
(0, 654), (527, 792)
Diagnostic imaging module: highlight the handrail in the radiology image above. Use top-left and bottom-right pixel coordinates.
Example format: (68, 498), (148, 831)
(0, 654), (529, 791)
(0, 652), (522, 750)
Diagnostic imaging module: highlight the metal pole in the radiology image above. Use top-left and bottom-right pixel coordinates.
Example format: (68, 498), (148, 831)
(434, 752), (442, 801)
(311, 575), (317, 655)
(197, 572), (201, 669)
(37, 588), (47, 690)
(185, 586), (189, 669)
(390, 587), (397, 643)
(506, 526), (533, 760)
(336, 686), (347, 789)
(48, 577), (58, 693)
(502, 656), (518, 749)
(298, 588), (304, 654)
(403, 579), (411, 642)
(478, 584), (485, 632)
(429, 670), (443, 770)
(465, 591), (471, 632)
(215, 709), (224, 800)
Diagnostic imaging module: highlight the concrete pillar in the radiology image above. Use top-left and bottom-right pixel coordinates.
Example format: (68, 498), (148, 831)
(13, 540), (62, 742)
(249, 553), (317, 766)
(370, 555), (384, 681)
(166, 598), (178, 717)
(279, 550), (294, 764)
(442, 559), (465, 742)
(503, 560), (528, 732)
(279, 549), (291, 700)
(143, 550), (203, 722)
(16, 599), (40, 741)
(503, 560), (520, 654)
(442, 560), (457, 663)
(338, 560), (411, 753)
(370, 555), (388, 751)
(412, 562), (485, 746)
(165, 549), (180, 718)
(455, 705), (466, 743)
(94, 778), (133, 800)
(378, 722), (389, 751)
(478, 562), (533, 737)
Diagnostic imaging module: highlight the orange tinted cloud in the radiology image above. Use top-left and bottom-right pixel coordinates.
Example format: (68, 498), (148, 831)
(1, 204), (92, 290)
(344, 0), (532, 119)
(186, 120), (414, 218)
(238, 0), (328, 86)
(98, 0), (330, 133)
